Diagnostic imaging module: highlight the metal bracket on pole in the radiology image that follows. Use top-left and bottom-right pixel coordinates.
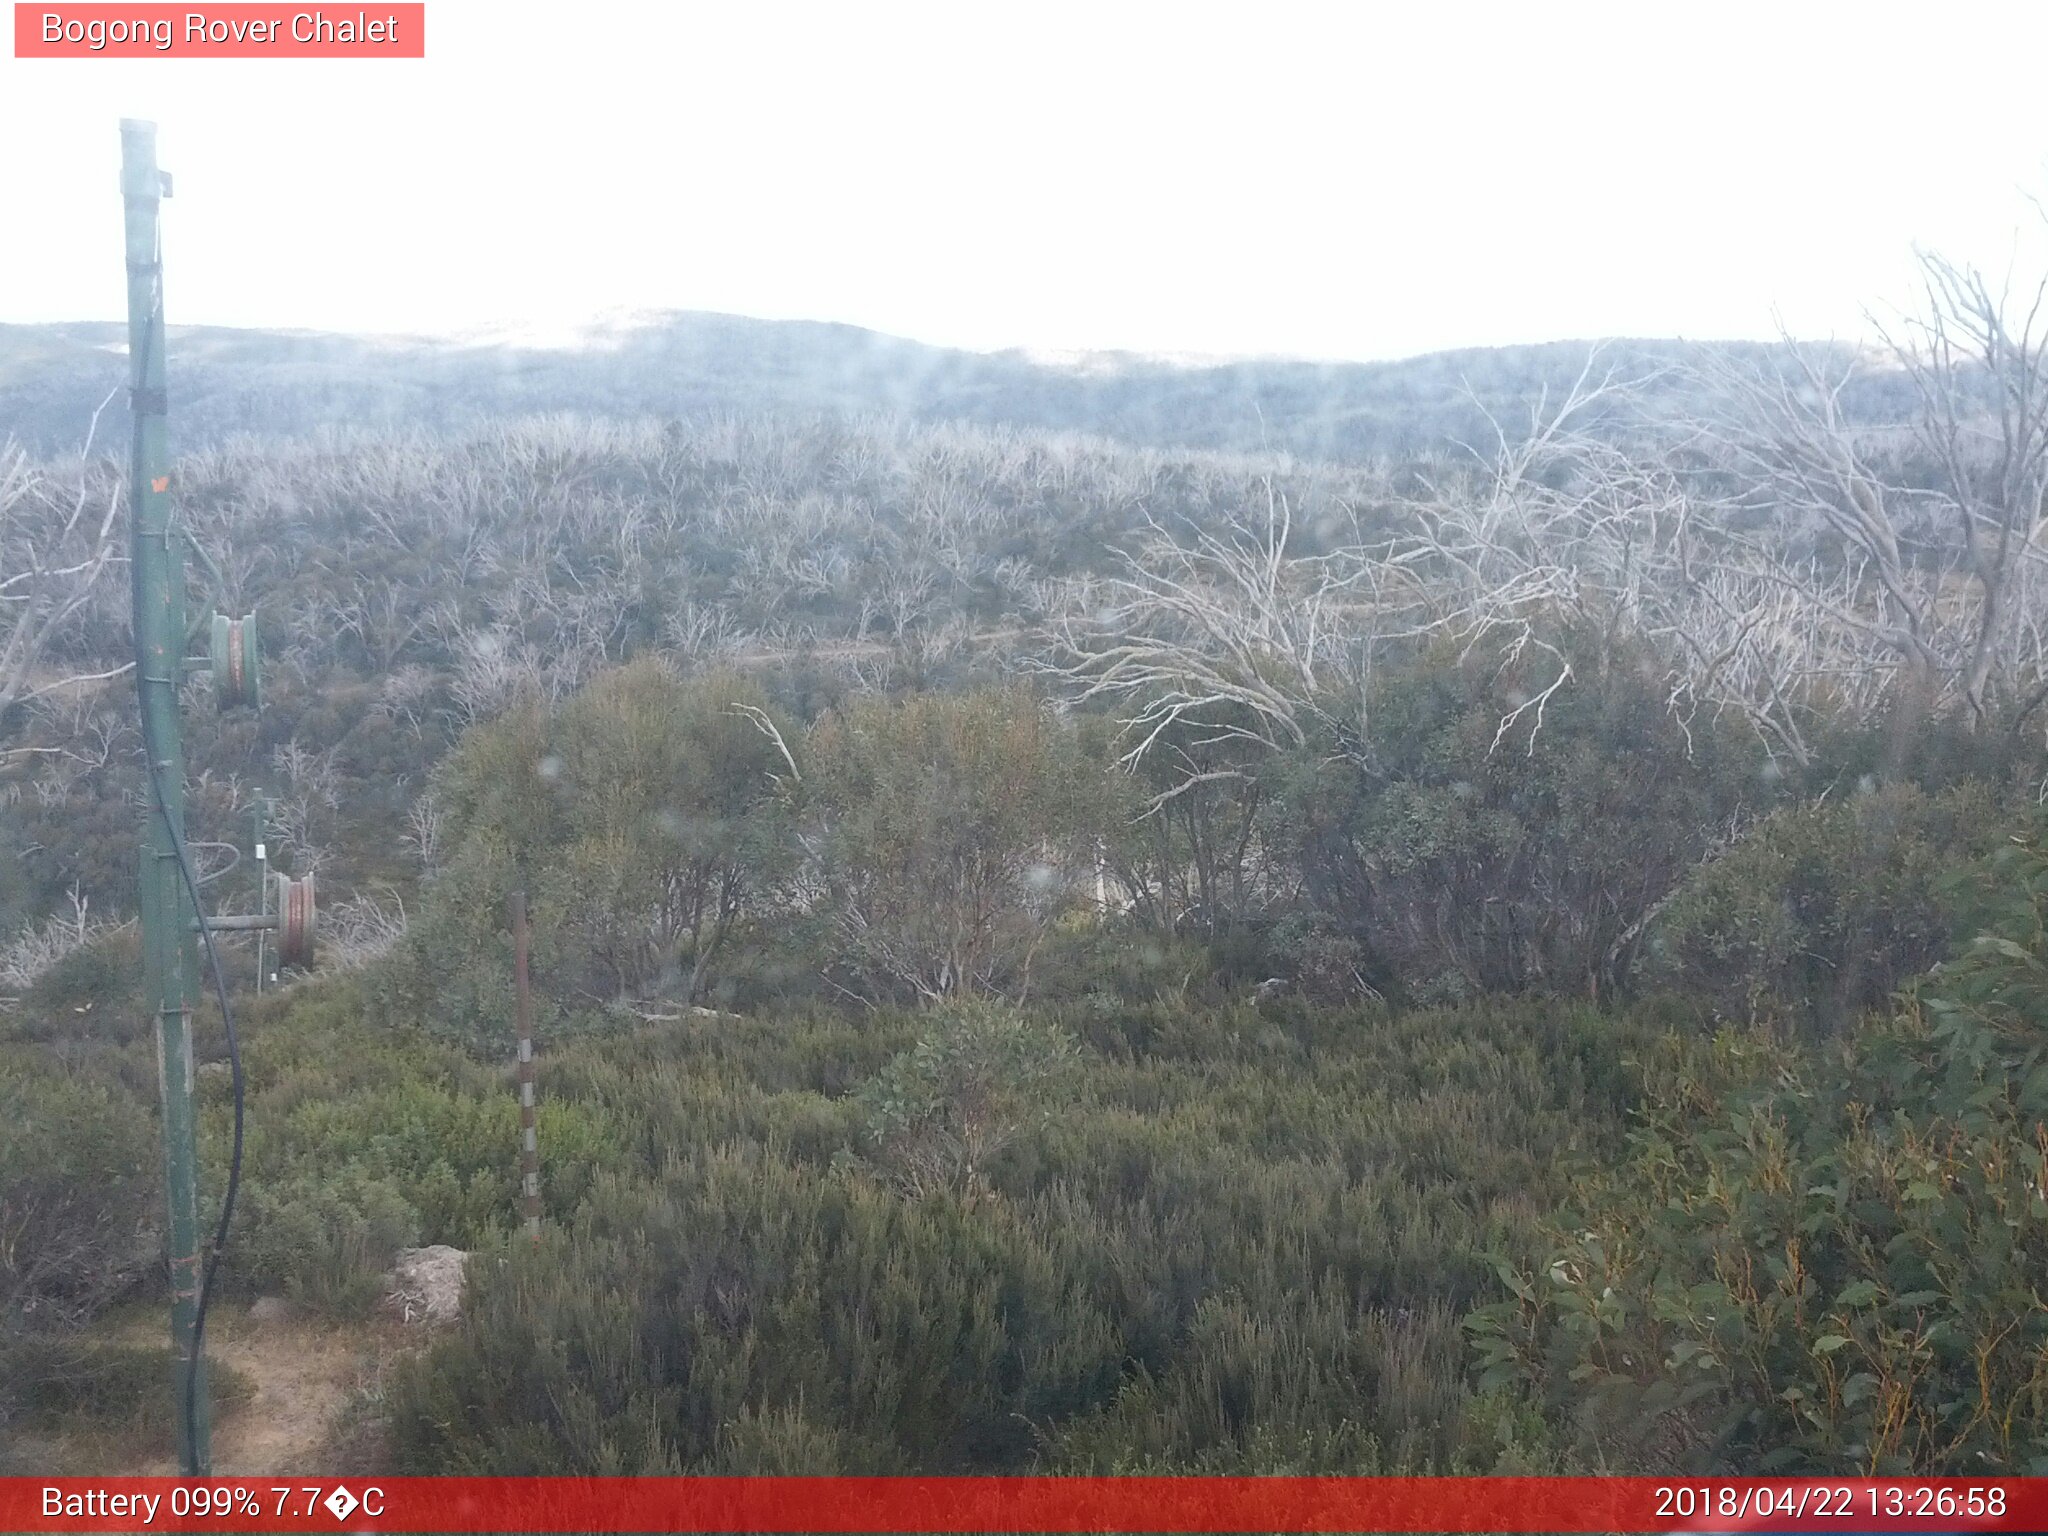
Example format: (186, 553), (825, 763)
(187, 805), (313, 967)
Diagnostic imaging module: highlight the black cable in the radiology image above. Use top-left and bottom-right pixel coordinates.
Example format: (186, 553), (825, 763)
(142, 749), (245, 1462)
(133, 215), (245, 1467)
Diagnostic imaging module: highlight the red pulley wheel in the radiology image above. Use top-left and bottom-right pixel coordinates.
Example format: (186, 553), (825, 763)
(273, 870), (316, 968)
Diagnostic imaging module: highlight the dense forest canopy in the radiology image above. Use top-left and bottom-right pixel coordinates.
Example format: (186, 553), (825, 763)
(4, 234), (2046, 1477)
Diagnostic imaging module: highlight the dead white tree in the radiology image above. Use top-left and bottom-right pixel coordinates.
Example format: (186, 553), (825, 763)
(403, 789), (445, 874)
(1391, 355), (1676, 750)
(0, 431), (129, 749)
(1691, 226), (2048, 748)
(1049, 357), (1665, 800)
(320, 886), (408, 970)
(0, 883), (121, 995)
(448, 625), (547, 725)
(375, 663), (443, 737)
(1689, 342), (1952, 742)
(267, 739), (342, 874)
(1889, 243), (2048, 733)
(1402, 375), (1897, 767)
(1049, 488), (1342, 800)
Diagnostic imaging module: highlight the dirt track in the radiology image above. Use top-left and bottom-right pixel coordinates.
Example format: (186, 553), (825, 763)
(126, 1311), (393, 1476)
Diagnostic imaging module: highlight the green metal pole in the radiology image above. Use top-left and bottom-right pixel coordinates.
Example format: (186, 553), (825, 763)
(122, 117), (210, 1477)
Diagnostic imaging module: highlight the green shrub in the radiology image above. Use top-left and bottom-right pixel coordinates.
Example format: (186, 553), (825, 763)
(384, 992), (1634, 1474)
(1471, 819), (2048, 1474)
(18, 926), (147, 1045)
(0, 1049), (156, 1437)
(381, 660), (796, 1046)
(803, 687), (1113, 1002)
(230, 1168), (424, 1313)
(1266, 629), (1761, 1001)
(387, 1151), (1126, 1473)
(10, 1339), (255, 1467)
(1094, 711), (1271, 946)
(1642, 781), (2017, 1032)
(853, 1002), (1080, 1198)
(186, 977), (630, 1314)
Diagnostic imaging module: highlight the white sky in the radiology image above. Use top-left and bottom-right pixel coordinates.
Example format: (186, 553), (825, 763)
(2, 0), (2046, 363)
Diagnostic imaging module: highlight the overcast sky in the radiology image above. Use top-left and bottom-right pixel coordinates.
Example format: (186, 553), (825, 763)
(3, 0), (2046, 363)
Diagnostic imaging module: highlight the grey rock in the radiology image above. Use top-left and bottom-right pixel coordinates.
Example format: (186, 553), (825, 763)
(382, 1244), (468, 1326)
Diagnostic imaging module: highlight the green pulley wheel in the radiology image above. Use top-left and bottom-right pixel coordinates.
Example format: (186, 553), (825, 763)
(209, 612), (262, 711)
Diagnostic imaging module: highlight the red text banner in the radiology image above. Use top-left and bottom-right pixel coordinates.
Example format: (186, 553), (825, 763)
(1, 1477), (2042, 1533)
(14, 4), (424, 57)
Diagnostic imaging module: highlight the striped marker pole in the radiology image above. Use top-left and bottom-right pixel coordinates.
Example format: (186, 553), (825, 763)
(509, 890), (540, 1243)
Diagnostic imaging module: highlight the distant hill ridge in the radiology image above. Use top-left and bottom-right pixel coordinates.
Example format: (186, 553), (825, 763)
(0, 310), (1895, 461)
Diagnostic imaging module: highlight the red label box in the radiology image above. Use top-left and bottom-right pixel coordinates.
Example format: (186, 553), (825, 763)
(1, 1476), (2044, 1533)
(13, 3), (425, 57)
